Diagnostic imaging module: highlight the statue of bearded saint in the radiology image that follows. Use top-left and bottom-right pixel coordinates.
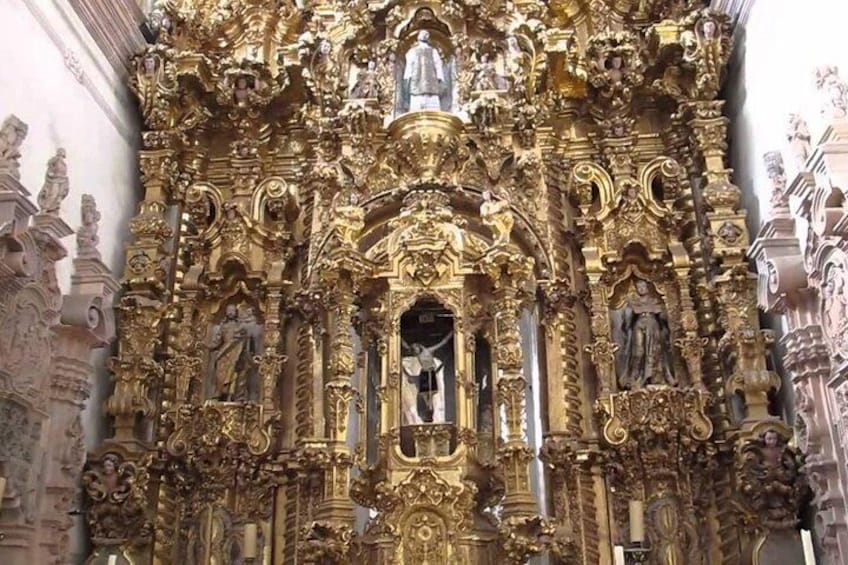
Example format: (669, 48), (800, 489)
(401, 30), (449, 113)
(617, 279), (676, 389)
(206, 304), (262, 401)
(401, 331), (454, 424)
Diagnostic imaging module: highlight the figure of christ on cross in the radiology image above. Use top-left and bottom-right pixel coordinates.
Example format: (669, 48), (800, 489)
(401, 330), (454, 424)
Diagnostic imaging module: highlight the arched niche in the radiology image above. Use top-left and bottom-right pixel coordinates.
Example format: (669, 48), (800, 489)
(472, 330), (495, 462)
(393, 8), (457, 115)
(397, 297), (457, 457)
(606, 260), (682, 392)
(201, 289), (265, 404)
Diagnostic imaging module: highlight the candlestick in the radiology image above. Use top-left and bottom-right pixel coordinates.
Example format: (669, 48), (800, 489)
(801, 529), (817, 565)
(613, 545), (626, 565)
(628, 500), (645, 543)
(624, 545), (650, 564)
(244, 523), (258, 560)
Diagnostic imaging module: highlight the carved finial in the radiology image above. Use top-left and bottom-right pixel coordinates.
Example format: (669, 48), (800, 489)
(77, 194), (101, 260)
(0, 114), (28, 181)
(814, 64), (848, 120)
(763, 151), (788, 214)
(785, 113), (811, 169)
(37, 148), (69, 215)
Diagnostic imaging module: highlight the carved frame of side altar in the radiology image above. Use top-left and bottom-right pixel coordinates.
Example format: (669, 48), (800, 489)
(0, 115), (117, 565)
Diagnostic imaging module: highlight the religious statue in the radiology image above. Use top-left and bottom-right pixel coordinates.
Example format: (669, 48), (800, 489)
(480, 190), (514, 246)
(233, 75), (253, 106)
(331, 191), (365, 246)
(505, 36), (530, 94)
(616, 279), (676, 389)
(142, 54), (157, 78)
(0, 114), (28, 179)
(37, 148), (69, 215)
(351, 60), (380, 99)
(786, 113), (812, 168)
(698, 18), (722, 76)
(100, 454), (121, 494)
(471, 54), (500, 91)
(82, 453), (150, 542)
(739, 429), (807, 531)
(206, 303), (262, 401)
(401, 30), (448, 113)
(815, 65), (848, 119)
(147, 0), (171, 37)
(77, 194), (101, 260)
(822, 263), (848, 354)
(60, 417), (85, 476)
(701, 18), (718, 41)
(401, 331), (454, 424)
(311, 39), (339, 102)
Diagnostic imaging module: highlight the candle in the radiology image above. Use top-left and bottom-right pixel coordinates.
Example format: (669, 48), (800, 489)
(628, 500), (645, 543)
(107, 555), (117, 565)
(0, 476), (6, 503)
(801, 529), (816, 565)
(613, 545), (626, 565)
(244, 523), (258, 559)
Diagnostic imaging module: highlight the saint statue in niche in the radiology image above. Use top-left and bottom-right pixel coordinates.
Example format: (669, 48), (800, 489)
(614, 279), (676, 389)
(397, 30), (454, 114)
(351, 60), (380, 99)
(471, 53), (501, 91)
(400, 302), (455, 425)
(206, 303), (263, 402)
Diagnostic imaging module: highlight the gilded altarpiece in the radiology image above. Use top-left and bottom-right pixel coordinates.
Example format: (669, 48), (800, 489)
(82, 1), (810, 564)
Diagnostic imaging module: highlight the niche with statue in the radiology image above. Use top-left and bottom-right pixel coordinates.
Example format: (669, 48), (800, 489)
(398, 299), (457, 456)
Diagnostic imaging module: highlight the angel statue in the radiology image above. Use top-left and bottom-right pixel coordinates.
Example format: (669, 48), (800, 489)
(480, 190), (514, 246)
(82, 453), (149, 541)
(616, 279), (676, 389)
(471, 53), (500, 91)
(401, 330), (454, 424)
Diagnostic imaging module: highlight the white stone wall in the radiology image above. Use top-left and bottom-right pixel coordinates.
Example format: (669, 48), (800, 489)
(0, 0), (140, 451)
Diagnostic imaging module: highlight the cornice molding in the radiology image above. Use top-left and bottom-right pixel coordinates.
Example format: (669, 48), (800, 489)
(710, 0), (755, 31)
(69, 0), (147, 77)
(20, 0), (142, 145)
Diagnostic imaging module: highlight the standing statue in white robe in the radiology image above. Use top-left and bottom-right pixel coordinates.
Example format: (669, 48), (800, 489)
(401, 331), (453, 424)
(402, 30), (445, 112)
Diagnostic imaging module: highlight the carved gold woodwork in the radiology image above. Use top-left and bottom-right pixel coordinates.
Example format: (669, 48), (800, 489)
(78, 1), (808, 564)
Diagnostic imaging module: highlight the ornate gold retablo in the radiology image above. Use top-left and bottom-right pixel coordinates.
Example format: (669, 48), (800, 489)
(80, 2), (805, 565)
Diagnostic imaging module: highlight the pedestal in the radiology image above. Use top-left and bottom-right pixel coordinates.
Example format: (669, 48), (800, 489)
(409, 423), (453, 457)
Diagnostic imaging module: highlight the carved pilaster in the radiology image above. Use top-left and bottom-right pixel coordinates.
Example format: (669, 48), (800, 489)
(482, 247), (536, 518)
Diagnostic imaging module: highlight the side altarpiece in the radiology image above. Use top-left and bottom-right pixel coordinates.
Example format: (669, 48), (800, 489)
(71, 1), (811, 564)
